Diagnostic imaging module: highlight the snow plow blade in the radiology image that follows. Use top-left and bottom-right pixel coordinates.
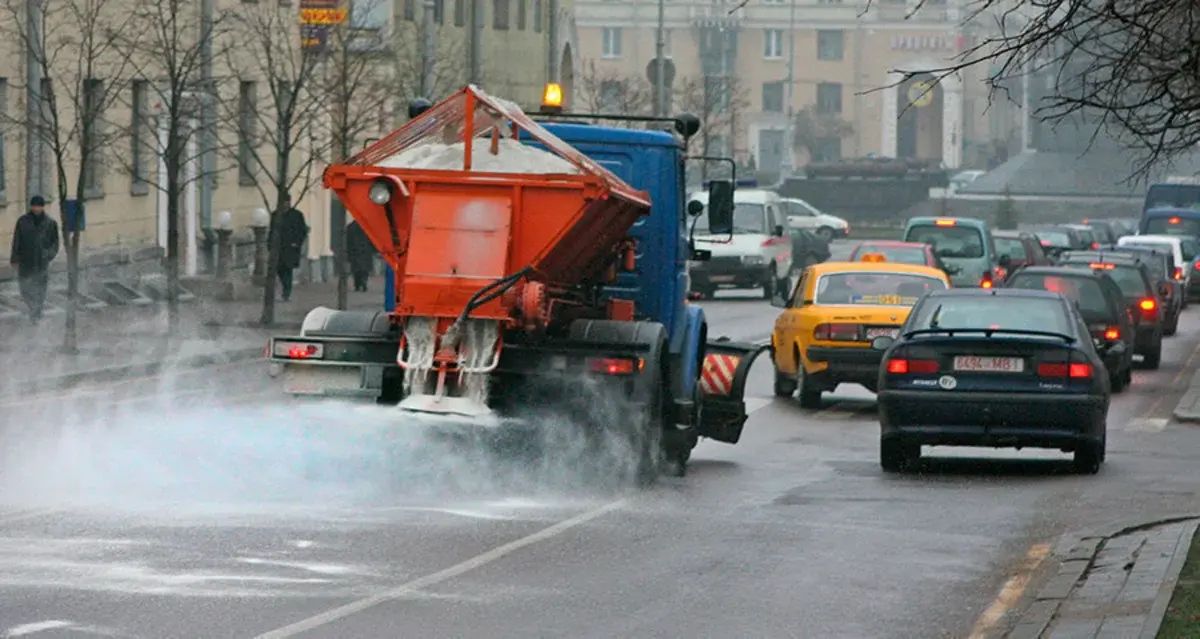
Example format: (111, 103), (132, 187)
(397, 394), (495, 419)
(696, 339), (768, 445)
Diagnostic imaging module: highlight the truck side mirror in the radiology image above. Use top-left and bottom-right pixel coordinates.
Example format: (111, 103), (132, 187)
(706, 180), (735, 235)
(687, 200), (704, 217)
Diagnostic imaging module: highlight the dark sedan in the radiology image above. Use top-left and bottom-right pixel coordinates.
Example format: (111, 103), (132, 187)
(870, 288), (1110, 475)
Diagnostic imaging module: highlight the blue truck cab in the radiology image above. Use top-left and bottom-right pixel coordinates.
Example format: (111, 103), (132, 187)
(1140, 207), (1200, 237)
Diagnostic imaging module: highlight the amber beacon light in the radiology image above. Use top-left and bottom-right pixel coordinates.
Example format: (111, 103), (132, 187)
(541, 83), (564, 114)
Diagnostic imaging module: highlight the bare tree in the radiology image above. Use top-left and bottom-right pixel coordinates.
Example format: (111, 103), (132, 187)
(575, 60), (652, 116)
(0, 0), (138, 352)
(218, 1), (328, 325)
(113, 0), (226, 333)
(391, 29), (472, 110)
(319, 0), (397, 310)
(791, 106), (854, 164)
(674, 74), (750, 179)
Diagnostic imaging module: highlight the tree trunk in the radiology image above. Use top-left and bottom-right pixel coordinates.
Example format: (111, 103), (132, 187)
(260, 206), (280, 325)
(166, 167), (181, 336)
(62, 230), (80, 354)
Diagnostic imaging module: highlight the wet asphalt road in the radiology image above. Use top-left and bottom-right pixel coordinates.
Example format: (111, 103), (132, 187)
(4, 243), (1200, 638)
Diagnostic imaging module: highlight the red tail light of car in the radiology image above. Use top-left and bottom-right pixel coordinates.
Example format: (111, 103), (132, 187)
(1037, 363), (1092, 378)
(813, 323), (861, 341)
(886, 358), (940, 374)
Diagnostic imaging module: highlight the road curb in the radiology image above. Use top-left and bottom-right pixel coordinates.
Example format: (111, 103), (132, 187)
(1140, 520), (1199, 639)
(5, 346), (267, 397)
(1171, 368), (1200, 423)
(1008, 515), (1200, 638)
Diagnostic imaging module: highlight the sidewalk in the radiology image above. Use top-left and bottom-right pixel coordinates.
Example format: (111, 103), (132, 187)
(0, 274), (388, 396)
(1171, 368), (1200, 423)
(1005, 518), (1200, 639)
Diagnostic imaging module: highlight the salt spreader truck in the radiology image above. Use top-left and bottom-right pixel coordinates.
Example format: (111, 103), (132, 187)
(265, 85), (765, 478)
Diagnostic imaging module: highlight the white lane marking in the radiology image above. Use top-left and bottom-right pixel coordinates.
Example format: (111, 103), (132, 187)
(3, 620), (122, 637)
(253, 499), (627, 639)
(1125, 417), (1168, 433)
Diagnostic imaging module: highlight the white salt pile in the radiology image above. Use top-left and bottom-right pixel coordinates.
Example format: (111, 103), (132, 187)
(379, 138), (582, 174)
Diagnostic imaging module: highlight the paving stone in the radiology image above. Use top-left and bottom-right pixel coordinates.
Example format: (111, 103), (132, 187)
(1047, 618), (1101, 639)
(1095, 615), (1146, 639)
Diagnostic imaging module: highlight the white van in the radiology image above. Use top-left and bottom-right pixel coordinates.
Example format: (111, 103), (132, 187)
(1117, 234), (1197, 303)
(687, 189), (794, 300)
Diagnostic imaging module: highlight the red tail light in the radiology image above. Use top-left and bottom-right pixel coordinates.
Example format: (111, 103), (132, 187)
(589, 357), (641, 375)
(1103, 327), (1120, 341)
(288, 344), (319, 359)
(980, 272), (994, 289)
(886, 358), (939, 374)
(813, 323), (861, 341)
(1139, 298), (1157, 311)
(1174, 267), (1184, 281)
(1193, 258), (1200, 270)
(1091, 242), (1100, 249)
(1037, 363), (1092, 378)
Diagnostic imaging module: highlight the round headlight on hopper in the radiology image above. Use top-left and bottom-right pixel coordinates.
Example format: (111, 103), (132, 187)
(369, 179), (392, 205)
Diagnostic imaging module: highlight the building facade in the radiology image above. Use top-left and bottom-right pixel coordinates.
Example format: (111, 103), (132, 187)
(573, 0), (1019, 174)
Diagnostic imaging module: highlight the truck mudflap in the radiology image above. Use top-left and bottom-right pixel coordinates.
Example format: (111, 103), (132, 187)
(696, 338), (768, 445)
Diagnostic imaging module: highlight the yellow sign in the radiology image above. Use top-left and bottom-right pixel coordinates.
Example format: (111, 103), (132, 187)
(300, 7), (348, 25)
(907, 80), (935, 108)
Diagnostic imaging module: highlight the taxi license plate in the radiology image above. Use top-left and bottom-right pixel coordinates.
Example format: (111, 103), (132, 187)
(865, 327), (899, 339)
(953, 356), (1024, 372)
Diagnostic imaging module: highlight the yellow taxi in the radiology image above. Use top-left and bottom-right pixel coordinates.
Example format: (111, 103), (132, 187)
(769, 258), (951, 408)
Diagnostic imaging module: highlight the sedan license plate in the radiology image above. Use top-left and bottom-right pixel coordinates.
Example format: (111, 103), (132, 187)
(865, 327), (899, 339)
(953, 356), (1024, 373)
(710, 275), (735, 282)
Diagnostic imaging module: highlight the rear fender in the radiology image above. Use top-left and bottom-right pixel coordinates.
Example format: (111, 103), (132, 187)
(696, 338), (768, 444)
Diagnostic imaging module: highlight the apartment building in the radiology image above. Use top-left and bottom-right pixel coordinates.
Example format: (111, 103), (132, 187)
(573, 0), (1018, 173)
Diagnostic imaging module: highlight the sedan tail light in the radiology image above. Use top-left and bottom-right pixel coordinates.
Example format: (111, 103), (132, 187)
(1037, 363), (1092, 378)
(1174, 266), (1184, 281)
(1103, 327), (1120, 341)
(1194, 258), (1200, 270)
(980, 272), (994, 289)
(813, 323), (861, 341)
(1139, 298), (1157, 312)
(886, 358), (939, 374)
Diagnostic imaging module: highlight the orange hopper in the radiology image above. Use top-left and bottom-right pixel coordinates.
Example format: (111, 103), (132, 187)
(323, 85), (652, 416)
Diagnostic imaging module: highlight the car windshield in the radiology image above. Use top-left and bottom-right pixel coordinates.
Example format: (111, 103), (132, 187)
(814, 272), (947, 305)
(994, 237), (1028, 261)
(1112, 252), (1167, 280)
(1035, 230), (1073, 247)
(1144, 216), (1200, 237)
(852, 246), (928, 265)
(1008, 274), (1111, 320)
(694, 202), (766, 235)
(905, 225), (985, 258)
(910, 296), (1072, 335)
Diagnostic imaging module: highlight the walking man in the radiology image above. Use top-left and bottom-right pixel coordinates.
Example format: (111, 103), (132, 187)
(8, 196), (60, 323)
(276, 194), (309, 302)
(345, 219), (375, 292)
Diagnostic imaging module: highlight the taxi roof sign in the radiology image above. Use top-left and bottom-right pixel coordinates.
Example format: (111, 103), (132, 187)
(860, 253), (888, 263)
(1089, 262), (1116, 270)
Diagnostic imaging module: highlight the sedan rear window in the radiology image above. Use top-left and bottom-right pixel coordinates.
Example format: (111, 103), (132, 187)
(1035, 230), (1073, 247)
(905, 225), (985, 258)
(1008, 274), (1110, 319)
(909, 296), (1072, 335)
(815, 272), (947, 305)
(1059, 263), (1150, 298)
(994, 237), (1028, 261)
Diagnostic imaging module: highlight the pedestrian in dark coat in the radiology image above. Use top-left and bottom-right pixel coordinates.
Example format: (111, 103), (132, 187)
(276, 195), (309, 302)
(8, 196), (59, 323)
(345, 220), (375, 292)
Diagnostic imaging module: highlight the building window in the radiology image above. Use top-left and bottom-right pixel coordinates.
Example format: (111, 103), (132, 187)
(817, 30), (844, 61)
(763, 29), (783, 59)
(81, 78), (105, 197)
(533, 0), (542, 32)
(517, 0), (526, 29)
(238, 80), (257, 184)
(813, 136), (842, 162)
(704, 76), (729, 111)
(130, 79), (150, 195)
(404, 0), (415, 20)
(493, 0), (509, 29)
(816, 82), (842, 114)
(433, 0), (444, 24)
(602, 27), (621, 58)
(454, 0), (465, 26)
(761, 81), (784, 113)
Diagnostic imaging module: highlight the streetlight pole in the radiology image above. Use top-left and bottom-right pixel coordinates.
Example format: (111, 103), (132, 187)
(780, 0), (796, 175)
(24, 0), (43, 202)
(654, 0), (666, 116)
(199, 0), (215, 253)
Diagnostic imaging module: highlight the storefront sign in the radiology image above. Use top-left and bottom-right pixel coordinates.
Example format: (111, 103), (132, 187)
(300, 0), (347, 51)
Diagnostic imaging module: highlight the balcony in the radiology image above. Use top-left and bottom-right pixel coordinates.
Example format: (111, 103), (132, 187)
(689, 3), (742, 29)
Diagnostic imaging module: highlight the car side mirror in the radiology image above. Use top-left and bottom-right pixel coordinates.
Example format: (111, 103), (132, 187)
(870, 335), (895, 351)
(998, 254), (1012, 269)
(686, 200), (704, 217)
(706, 180), (735, 235)
(770, 288), (789, 308)
(1107, 340), (1126, 356)
(773, 224), (785, 237)
(691, 247), (712, 262)
(944, 264), (961, 275)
